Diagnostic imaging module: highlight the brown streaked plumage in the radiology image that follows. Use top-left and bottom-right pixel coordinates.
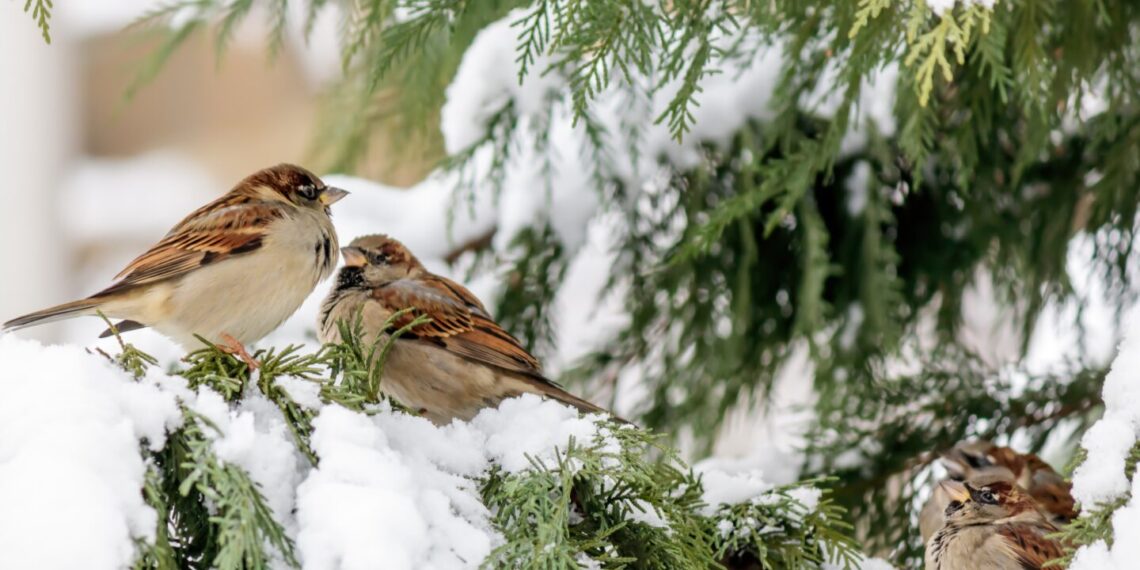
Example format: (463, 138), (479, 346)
(919, 441), (1077, 544)
(318, 234), (619, 424)
(925, 479), (1065, 570)
(3, 164), (347, 357)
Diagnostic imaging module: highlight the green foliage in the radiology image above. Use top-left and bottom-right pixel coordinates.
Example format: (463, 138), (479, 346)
(709, 480), (860, 569)
(321, 307), (430, 410)
(494, 225), (569, 357)
(175, 407), (299, 568)
(23, 0), (52, 43)
(481, 429), (715, 569)
(481, 423), (862, 569)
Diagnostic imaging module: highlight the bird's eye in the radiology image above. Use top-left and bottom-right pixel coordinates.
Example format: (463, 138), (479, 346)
(298, 185), (319, 201)
(978, 490), (998, 504)
(368, 252), (388, 265)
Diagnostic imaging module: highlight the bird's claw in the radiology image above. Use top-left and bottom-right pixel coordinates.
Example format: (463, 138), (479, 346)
(219, 333), (259, 370)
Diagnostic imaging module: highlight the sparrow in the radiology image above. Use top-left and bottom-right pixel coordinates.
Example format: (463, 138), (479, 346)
(925, 478), (1064, 570)
(3, 164), (347, 365)
(318, 234), (616, 424)
(919, 441), (1076, 544)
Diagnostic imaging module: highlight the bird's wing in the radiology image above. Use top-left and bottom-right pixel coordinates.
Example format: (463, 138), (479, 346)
(97, 198), (287, 296)
(372, 276), (543, 377)
(999, 524), (1064, 569)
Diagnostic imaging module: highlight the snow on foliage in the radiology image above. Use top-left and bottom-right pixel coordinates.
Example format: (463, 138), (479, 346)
(1072, 310), (1140, 506)
(1068, 309), (1140, 569)
(1070, 473), (1140, 570)
(1, 335), (862, 569)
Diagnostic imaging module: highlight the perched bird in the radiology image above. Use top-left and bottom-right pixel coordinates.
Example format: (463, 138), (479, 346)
(3, 164), (347, 365)
(919, 441), (1076, 544)
(318, 234), (615, 424)
(925, 478), (1064, 570)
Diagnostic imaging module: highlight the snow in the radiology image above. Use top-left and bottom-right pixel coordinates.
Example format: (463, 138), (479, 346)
(927, 0), (997, 16)
(1071, 473), (1140, 570)
(0, 336), (180, 570)
(1067, 307), (1140, 569)
(295, 394), (635, 569)
(1071, 308), (1140, 508)
(785, 486), (823, 513)
(296, 406), (497, 570)
(695, 456), (775, 513)
(470, 394), (615, 473)
(441, 16), (565, 155)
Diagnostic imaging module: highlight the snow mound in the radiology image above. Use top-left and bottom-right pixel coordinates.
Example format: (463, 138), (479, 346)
(296, 406), (497, 570)
(0, 336), (180, 570)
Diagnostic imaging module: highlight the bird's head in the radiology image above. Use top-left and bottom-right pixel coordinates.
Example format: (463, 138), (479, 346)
(940, 478), (1042, 525)
(338, 234), (422, 285)
(241, 163), (348, 213)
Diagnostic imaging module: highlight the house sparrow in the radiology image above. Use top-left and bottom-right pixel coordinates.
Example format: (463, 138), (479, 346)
(925, 479), (1064, 570)
(919, 441), (1076, 543)
(3, 164), (347, 364)
(318, 234), (617, 424)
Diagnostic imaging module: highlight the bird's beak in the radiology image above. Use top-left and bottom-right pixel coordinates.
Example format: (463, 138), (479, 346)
(320, 187), (349, 205)
(939, 480), (970, 503)
(341, 246), (368, 267)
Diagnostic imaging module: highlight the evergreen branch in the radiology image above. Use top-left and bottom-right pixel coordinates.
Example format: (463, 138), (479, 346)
(360, 0), (461, 92)
(23, 0), (53, 44)
(254, 345), (327, 464)
(512, 0), (553, 83)
(322, 307), (430, 410)
(214, 0), (254, 62)
(181, 336), (254, 401)
(178, 406), (299, 569)
(481, 426), (717, 569)
(709, 479), (861, 569)
(848, 0), (891, 40)
(494, 225), (569, 356)
(95, 312), (160, 380)
(266, 0), (291, 59)
(126, 0), (213, 99)
(134, 461), (179, 570)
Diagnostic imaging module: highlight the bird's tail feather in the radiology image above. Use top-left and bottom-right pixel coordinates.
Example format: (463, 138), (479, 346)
(545, 387), (632, 425)
(2, 299), (101, 332)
